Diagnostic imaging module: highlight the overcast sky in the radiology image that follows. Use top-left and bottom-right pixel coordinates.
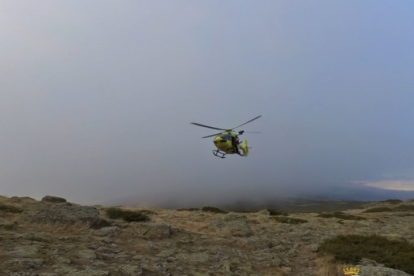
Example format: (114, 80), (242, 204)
(1, 1), (414, 206)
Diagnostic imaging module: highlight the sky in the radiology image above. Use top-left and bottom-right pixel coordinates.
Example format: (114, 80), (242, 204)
(1, 1), (414, 206)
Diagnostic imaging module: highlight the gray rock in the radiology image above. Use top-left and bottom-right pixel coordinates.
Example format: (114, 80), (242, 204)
(67, 269), (109, 276)
(238, 237), (276, 251)
(222, 261), (236, 272)
(41, 195), (67, 203)
(355, 265), (412, 276)
(76, 250), (97, 260)
(286, 249), (297, 257)
(175, 252), (210, 263)
(137, 223), (172, 239)
(23, 202), (99, 224)
(146, 241), (159, 250)
(358, 258), (384, 267)
(382, 233), (407, 242)
(119, 264), (141, 274)
(52, 264), (78, 274)
(6, 245), (40, 257)
(210, 218), (252, 237)
(114, 253), (130, 259)
(281, 266), (292, 273)
(4, 258), (44, 268)
(53, 256), (72, 264)
(157, 249), (175, 258)
(227, 220), (253, 237)
(309, 244), (319, 252)
(94, 226), (120, 236)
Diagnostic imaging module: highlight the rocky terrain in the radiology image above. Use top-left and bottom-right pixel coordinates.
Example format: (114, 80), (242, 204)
(1, 195), (414, 276)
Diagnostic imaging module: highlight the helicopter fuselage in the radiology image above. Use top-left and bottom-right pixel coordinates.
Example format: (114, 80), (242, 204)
(213, 131), (239, 154)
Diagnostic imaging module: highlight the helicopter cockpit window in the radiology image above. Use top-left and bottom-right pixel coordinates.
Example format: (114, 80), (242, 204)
(220, 134), (231, 140)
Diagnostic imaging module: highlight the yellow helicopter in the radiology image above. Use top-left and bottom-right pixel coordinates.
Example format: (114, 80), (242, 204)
(191, 115), (262, 158)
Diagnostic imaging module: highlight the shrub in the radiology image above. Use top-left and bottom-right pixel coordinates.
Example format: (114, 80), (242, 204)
(318, 212), (366, 220)
(0, 204), (23, 214)
(201, 206), (228, 214)
(395, 213), (414, 217)
(234, 209), (256, 213)
(393, 205), (414, 212)
(271, 217), (307, 224)
(363, 207), (393, 213)
(105, 208), (150, 222)
(318, 234), (414, 274)
(267, 209), (288, 216)
(89, 218), (112, 229)
(177, 208), (200, 211)
(380, 199), (403, 204)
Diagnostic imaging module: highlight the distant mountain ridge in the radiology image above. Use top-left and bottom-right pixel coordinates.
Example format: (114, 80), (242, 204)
(102, 185), (414, 213)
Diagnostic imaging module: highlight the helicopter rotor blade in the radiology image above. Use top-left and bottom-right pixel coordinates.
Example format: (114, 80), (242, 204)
(190, 122), (225, 131)
(202, 132), (221, 138)
(232, 115), (262, 130)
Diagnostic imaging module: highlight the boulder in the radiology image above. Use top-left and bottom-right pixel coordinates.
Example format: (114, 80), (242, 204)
(136, 223), (172, 239)
(355, 265), (412, 276)
(41, 195), (67, 203)
(210, 214), (253, 237)
(22, 202), (99, 225)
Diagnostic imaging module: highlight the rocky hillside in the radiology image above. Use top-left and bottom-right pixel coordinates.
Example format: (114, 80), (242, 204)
(1, 195), (414, 276)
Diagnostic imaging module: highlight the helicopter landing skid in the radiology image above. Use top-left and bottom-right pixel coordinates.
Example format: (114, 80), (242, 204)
(212, 149), (226, 159)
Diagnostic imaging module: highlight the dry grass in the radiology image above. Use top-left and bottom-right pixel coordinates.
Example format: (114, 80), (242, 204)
(0, 197), (9, 205)
(0, 247), (6, 259)
(259, 267), (290, 276)
(312, 255), (349, 276)
(21, 221), (90, 234)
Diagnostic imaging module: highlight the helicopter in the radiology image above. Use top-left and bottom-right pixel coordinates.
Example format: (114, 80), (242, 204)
(191, 115), (262, 158)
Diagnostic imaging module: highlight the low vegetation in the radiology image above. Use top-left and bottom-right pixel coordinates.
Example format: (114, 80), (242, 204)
(380, 199), (404, 204)
(267, 208), (288, 216)
(363, 207), (393, 213)
(234, 209), (257, 213)
(395, 213), (414, 217)
(176, 208), (200, 211)
(318, 234), (414, 274)
(271, 217), (308, 224)
(363, 205), (414, 213)
(201, 206), (228, 214)
(393, 205), (414, 212)
(0, 204), (23, 214)
(317, 211), (366, 220)
(105, 207), (150, 222)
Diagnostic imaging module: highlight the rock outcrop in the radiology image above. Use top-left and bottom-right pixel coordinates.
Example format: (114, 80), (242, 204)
(0, 195), (414, 276)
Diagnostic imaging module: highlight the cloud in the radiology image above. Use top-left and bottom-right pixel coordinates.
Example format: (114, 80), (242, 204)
(356, 180), (414, 192)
